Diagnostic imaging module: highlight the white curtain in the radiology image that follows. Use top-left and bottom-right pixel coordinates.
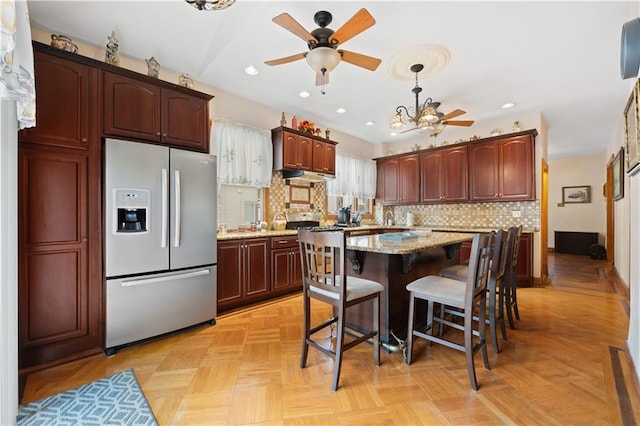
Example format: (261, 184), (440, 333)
(0, 1), (35, 423)
(327, 154), (377, 198)
(211, 119), (272, 188)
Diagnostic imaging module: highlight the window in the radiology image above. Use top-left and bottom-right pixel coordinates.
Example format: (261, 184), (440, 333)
(218, 184), (263, 229)
(326, 155), (376, 219)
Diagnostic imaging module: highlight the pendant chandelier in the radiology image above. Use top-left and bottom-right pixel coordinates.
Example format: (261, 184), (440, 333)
(185, 0), (235, 11)
(390, 64), (441, 130)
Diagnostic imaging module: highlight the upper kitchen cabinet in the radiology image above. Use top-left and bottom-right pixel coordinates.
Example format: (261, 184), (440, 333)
(421, 145), (468, 203)
(376, 154), (420, 204)
(469, 131), (536, 202)
(19, 50), (97, 150)
(312, 140), (336, 175)
(103, 71), (212, 153)
(272, 127), (337, 175)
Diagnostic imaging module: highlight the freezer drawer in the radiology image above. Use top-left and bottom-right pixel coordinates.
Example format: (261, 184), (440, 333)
(105, 266), (216, 350)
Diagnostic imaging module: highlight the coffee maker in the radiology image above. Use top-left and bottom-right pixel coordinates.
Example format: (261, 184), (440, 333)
(337, 206), (351, 226)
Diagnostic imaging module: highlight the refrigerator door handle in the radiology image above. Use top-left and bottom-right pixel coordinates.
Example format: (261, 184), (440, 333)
(120, 269), (210, 287)
(174, 169), (181, 247)
(161, 168), (168, 248)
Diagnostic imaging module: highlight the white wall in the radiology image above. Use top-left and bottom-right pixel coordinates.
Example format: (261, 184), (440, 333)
(0, 101), (19, 426)
(547, 155), (607, 247)
(606, 75), (637, 381)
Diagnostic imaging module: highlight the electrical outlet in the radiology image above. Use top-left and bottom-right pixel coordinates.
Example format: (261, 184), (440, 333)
(512, 210), (522, 218)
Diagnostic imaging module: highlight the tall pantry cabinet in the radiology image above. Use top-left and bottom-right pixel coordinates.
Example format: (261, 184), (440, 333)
(18, 48), (103, 369)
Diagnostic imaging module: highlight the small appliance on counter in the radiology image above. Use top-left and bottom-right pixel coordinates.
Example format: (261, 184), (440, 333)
(351, 211), (363, 226)
(337, 206), (351, 226)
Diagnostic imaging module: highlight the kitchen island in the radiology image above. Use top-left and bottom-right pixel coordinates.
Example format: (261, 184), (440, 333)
(344, 231), (474, 351)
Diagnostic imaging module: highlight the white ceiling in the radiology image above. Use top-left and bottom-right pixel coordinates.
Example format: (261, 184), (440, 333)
(27, 1), (636, 159)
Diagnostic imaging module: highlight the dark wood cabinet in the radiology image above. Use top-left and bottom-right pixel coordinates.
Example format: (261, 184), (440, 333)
(376, 155), (420, 204)
(17, 47), (102, 369)
(469, 134), (535, 201)
(399, 154), (420, 203)
(272, 127), (337, 175)
(312, 140), (336, 175)
(217, 238), (271, 312)
(103, 71), (211, 152)
(517, 233), (533, 286)
(376, 157), (399, 203)
(421, 146), (468, 203)
(271, 236), (302, 294)
(273, 128), (313, 171)
(20, 50), (94, 150)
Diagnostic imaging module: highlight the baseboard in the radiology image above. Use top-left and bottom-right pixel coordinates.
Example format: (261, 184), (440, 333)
(610, 265), (630, 303)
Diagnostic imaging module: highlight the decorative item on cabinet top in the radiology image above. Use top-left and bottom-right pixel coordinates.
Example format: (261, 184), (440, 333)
(179, 73), (194, 89)
(146, 56), (160, 78)
(105, 31), (120, 66)
(50, 34), (78, 53)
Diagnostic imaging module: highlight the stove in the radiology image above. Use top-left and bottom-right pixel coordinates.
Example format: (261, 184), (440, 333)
(285, 211), (321, 230)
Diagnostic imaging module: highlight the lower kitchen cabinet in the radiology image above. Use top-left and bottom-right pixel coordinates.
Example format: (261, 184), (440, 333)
(217, 238), (271, 312)
(271, 236), (302, 294)
(17, 146), (103, 369)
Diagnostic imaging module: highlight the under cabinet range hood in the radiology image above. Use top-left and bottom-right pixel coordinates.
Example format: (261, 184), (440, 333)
(282, 170), (335, 181)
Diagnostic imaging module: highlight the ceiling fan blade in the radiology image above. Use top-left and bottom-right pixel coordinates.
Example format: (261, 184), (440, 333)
(264, 52), (306, 66)
(329, 8), (375, 46)
(315, 72), (329, 86)
(339, 50), (381, 71)
(272, 13), (317, 44)
(440, 109), (466, 121)
(443, 120), (474, 127)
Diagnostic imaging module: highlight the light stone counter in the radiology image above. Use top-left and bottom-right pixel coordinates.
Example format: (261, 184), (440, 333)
(346, 231), (473, 255)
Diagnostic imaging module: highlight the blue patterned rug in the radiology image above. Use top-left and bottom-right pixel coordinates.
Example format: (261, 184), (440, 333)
(17, 368), (158, 425)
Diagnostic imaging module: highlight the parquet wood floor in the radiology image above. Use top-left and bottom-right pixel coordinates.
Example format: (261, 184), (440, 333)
(21, 253), (640, 425)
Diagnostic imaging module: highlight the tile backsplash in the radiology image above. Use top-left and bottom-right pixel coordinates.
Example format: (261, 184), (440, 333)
(376, 201), (540, 230)
(267, 171), (327, 219)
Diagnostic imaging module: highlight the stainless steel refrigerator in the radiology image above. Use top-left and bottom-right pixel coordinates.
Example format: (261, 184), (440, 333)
(104, 138), (217, 354)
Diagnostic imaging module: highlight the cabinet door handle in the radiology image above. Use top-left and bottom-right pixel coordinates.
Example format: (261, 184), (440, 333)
(156, 132), (161, 136)
(81, 137), (88, 143)
(162, 133), (167, 137)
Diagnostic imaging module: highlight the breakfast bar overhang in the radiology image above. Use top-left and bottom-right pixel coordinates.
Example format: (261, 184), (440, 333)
(344, 231), (474, 350)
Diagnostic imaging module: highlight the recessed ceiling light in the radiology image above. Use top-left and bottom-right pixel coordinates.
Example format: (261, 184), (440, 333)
(390, 132), (398, 136)
(244, 66), (258, 76)
(336, 107), (346, 114)
(298, 91), (310, 98)
(501, 102), (515, 109)
(365, 121), (375, 126)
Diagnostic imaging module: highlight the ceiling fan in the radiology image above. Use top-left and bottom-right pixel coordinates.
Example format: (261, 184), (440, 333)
(391, 64), (474, 135)
(264, 9), (382, 89)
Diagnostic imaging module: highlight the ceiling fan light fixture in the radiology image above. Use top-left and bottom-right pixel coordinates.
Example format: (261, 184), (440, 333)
(390, 112), (406, 129)
(306, 47), (341, 74)
(185, 0), (235, 10)
(418, 105), (439, 127)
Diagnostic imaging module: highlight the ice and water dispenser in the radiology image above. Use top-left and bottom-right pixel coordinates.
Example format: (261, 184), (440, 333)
(113, 189), (149, 233)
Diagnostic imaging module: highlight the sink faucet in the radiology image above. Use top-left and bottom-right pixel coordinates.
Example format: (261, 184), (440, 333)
(385, 210), (394, 226)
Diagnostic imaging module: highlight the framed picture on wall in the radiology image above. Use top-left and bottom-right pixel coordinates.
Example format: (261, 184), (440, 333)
(613, 147), (624, 201)
(624, 80), (640, 174)
(562, 185), (591, 204)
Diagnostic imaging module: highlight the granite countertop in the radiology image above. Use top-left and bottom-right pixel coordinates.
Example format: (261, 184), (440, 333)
(346, 231), (473, 255)
(216, 225), (534, 241)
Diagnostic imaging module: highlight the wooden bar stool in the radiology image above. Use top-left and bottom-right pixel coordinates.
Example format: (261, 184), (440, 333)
(439, 229), (512, 353)
(405, 233), (493, 391)
(298, 229), (383, 391)
(505, 226), (523, 329)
